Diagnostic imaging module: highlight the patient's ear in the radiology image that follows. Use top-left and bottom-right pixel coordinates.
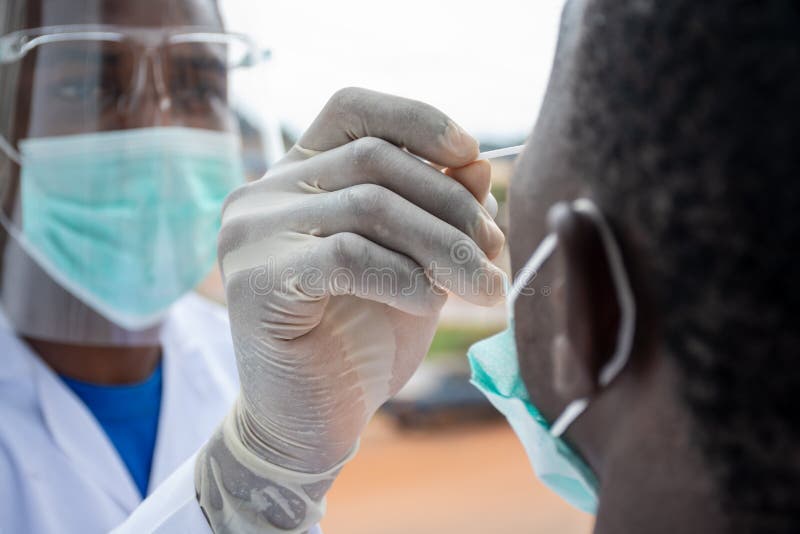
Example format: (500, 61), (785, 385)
(548, 202), (621, 401)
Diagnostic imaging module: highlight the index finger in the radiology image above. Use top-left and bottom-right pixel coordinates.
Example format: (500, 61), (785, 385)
(291, 87), (479, 168)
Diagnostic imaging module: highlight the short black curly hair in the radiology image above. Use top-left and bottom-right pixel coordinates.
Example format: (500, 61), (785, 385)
(564, 0), (800, 530)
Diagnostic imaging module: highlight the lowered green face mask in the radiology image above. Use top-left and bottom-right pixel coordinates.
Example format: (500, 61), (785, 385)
(468, 198), (636, 515)
(10, 127), (244, 330)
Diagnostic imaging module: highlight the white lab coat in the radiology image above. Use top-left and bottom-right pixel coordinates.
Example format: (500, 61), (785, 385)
(0, 293), (322, 534)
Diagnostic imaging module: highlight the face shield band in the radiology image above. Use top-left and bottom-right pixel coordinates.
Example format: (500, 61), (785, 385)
(0, 23), (269, 345)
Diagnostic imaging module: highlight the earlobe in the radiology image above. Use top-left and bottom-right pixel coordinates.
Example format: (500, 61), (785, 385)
(552, 333), (596, 398)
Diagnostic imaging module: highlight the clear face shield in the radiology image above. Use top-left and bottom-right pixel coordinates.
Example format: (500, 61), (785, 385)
(0, 23), (269, 345)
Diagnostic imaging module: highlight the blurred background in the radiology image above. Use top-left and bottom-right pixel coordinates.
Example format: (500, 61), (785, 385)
(197, 1), (595, 532)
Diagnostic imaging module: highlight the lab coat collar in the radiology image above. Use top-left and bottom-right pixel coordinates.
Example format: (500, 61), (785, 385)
(0, 294), (230, 512)
(0, 309), (29, 384)
(146, 307), (209, 493)
(32, 305), (210, 511)
(34, 350), (144, 512)
(0, 313), (141, 512)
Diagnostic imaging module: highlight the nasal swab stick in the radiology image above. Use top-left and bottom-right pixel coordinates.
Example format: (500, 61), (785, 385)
(415, 144), (524, 167)
(477, 144), (525, 160)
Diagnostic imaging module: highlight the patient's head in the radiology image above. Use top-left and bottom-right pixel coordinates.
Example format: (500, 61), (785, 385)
(509, 0), (800, 530)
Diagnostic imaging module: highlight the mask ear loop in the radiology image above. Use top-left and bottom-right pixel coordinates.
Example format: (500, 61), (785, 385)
(0, 135), (23, 232)
(507, 232), (558, 315)
(0, 134), (23, 166)
(547, 198), (637, 438)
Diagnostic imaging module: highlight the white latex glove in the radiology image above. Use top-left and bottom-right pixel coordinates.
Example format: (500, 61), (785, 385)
(195, 88), (505, 533)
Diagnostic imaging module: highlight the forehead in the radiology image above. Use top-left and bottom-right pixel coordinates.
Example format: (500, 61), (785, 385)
(21, 0), (220, 30)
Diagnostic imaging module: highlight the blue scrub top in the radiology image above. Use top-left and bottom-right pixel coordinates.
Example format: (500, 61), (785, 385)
(60, 362), (163, 497)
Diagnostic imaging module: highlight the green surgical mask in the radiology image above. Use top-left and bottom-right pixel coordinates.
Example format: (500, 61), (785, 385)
(468, 198), (636, 515)
(8, 127), (244, 330)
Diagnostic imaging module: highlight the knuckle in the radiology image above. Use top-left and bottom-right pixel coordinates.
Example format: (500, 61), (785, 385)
(455, 190), (484, 232)
(448, 234), (477, 264)
(349, 136), (393, 171)
(330, 232), (367, 268)
(321, 87), (374, 141)
(220, 181), (252, 220)
(400, 98), (448, 136)
(325, 87), (366, 117)
(443, 181), (473, 212)
(345, 183), (391, 218)
(322, 87), (369, 129)
(435, 182), (487, 242)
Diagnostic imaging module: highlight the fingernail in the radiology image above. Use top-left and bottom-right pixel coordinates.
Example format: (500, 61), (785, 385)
(481, 212), (505, 259)
(443, 121), (479, 161)
(483, 193), (499, 219)
(478, 259), (507, 304)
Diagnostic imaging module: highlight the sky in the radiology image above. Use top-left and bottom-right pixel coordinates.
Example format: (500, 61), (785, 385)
(221, 0), (564, 147)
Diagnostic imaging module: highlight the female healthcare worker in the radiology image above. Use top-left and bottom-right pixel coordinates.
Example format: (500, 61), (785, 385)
(0, 0), (502, 532)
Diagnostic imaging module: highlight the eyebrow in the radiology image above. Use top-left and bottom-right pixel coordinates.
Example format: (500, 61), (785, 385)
(166, 53), (227, 77)
(33, 47), (126, 67)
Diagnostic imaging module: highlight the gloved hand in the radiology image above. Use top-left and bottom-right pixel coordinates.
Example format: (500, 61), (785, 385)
(195, 88), (505, 533)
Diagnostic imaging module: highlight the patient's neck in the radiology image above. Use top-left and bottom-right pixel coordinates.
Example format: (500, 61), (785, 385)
(591, 357), (727, 534)
(25, 337), (161, 385)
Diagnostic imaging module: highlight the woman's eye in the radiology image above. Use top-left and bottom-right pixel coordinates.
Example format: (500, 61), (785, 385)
(172, 82), (225, 109)
(51, 78), (120, 108)
(55, 80), (91, 100)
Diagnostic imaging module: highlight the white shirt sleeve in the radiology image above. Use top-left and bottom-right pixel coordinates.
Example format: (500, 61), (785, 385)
(112, 454), (323, 534)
